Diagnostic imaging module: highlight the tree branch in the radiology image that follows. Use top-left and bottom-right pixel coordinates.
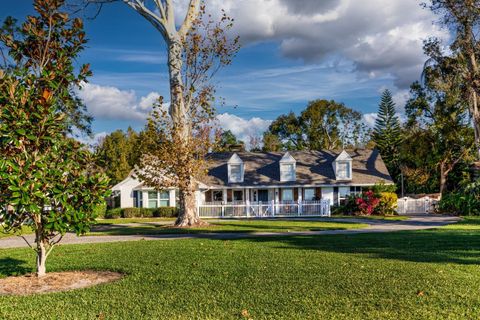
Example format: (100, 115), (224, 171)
(124, 0), (171, 41)
(178, 0), (200, 40)
(18, 235), (35, 251)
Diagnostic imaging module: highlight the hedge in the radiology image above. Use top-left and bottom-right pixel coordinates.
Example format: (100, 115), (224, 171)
(104, 207), (179, 219)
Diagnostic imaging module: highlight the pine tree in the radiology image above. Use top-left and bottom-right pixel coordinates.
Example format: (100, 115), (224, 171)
(372, 90), (403, 178)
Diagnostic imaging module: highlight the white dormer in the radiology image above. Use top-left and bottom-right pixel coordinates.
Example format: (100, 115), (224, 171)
(280, 152), (296, 182)
(228, 153), (244, 183)
(333, 150), (352, 180)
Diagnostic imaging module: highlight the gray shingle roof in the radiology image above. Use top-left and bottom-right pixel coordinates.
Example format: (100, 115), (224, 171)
(200, 149), (393, 187)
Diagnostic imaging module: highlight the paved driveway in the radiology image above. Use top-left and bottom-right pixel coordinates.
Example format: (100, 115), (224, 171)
(0, 214), (460, 249)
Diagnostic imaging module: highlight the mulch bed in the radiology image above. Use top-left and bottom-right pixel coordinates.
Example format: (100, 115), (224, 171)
(0, 270), (123, 296)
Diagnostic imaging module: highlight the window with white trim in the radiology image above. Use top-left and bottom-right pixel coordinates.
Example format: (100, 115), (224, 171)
(280, 163), (295, 182)
(159, 191), (170, 207)
(336, 161), (351, 180)
(230, 165), (242, 182)
(148, 191), (158, 208)
(281, 188), (294, 201)
(304, 188), (315, 201)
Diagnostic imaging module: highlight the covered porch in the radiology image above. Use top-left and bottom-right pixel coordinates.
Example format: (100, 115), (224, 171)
(196, 186), (362, 218)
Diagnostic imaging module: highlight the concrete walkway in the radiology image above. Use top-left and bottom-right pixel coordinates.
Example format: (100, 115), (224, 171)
(0, 215), (460, 249)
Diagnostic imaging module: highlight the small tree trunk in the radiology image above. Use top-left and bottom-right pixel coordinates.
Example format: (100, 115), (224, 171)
(439, 162), (450, 195)
(36, 238), (47, 277)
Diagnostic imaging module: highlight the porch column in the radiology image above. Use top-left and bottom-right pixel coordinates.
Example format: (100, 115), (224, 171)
(222, 189), (228, 204)
(142, 191), (148, 208)
(245, 188), (250, 217)
(298, 187), (303, 215)
(169, 189), (176, 207)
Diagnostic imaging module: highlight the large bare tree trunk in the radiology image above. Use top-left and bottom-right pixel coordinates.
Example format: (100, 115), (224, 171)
(167, 37), (203, 227)
(175, 183), (204, 227)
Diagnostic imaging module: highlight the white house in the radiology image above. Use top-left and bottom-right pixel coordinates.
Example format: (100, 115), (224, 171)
(111, 149), (394, 216)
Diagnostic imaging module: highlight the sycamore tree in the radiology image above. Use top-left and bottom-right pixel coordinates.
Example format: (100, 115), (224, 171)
(0, 0), (110, 277)
(74, 0), (239, 227)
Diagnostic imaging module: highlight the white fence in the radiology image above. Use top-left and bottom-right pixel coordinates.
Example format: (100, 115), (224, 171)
(396, 198), (438, 214)
(198, 200), (331, 218)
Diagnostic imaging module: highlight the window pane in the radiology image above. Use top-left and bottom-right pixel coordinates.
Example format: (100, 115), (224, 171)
(304, 188), (315, 201)
(282, 189), (293, 201)
(230, 165), (242, 181)
(159, 191), (169, 200)
(148, 200), (158, 208)
(148, 191), (158, 200)
(281, 163), (295, 181)
(159, 200), (169, 207)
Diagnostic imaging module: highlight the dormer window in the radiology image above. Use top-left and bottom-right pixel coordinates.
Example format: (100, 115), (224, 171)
(280, 152), (296, 182)
(333, 150), (352, 181)
(228, 153), (244, 183)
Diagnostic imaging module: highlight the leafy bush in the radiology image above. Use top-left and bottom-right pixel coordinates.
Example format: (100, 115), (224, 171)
(332, 195), (359, 215)
(438, 180), (480, 216)
(355, 190), (381, 215)
(375, 192), (398, 215)
(151, 207), (179, 218)
(103, 207), (179, 219)
(93, 202), (107, 219)
(333, 191), (384, 216)
(105, 208), (122, 219)
(369, 182), (397, 194)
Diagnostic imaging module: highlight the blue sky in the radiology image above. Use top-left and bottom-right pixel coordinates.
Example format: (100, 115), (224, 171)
(2, 0), (449, 143)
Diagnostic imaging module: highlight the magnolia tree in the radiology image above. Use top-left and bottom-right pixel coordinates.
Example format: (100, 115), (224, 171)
(0, 0), (110, 277)
(76, 0), (240, 227)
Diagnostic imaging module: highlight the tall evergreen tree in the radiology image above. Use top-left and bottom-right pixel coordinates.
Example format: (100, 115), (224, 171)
(372, 90), (403, 178)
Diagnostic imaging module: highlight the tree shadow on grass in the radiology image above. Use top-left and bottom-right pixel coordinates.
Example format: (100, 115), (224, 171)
(0, 257), (30, 277)
(239, 230), (480, 265)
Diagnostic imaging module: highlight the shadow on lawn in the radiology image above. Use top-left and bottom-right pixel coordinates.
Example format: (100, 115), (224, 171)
(0, 257), (30, 277)
(240, 229), (480, 265)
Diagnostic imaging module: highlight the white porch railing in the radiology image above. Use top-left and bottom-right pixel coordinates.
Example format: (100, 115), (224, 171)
(396, 198), (438, 214)
(198, 200), (331, 218)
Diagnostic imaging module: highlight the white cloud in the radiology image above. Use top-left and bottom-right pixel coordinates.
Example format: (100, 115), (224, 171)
(363, 113), (378, 128)
(217, 113), (272, 145)
(176, 0), (449, 89)
(77, 83), (160, 121)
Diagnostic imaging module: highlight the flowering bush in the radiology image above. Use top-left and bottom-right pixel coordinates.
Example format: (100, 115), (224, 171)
(375, 192), (398, 215)
(355, 191), (381, 215)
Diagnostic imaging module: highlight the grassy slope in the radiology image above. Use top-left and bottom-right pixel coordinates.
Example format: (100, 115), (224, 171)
(1, 218), (480, 319)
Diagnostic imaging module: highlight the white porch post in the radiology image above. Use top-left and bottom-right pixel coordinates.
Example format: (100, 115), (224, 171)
(297, 187), (303, 215)
(142, 191), (148, 208)
(222, 189), (228, 204)
(169, 189), (176, 207)
(245, 188), (250, 217)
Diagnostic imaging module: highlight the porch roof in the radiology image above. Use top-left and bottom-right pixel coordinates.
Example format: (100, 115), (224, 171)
(200, 149), (393, 188)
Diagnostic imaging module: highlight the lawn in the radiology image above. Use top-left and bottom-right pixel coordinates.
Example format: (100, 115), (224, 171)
(89, 219), (368, 236)
(0, 217), (479, 319)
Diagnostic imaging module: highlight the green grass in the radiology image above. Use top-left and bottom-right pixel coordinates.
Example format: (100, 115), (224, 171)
(1, 218), (480, 319)
(89, 219), (368, 236)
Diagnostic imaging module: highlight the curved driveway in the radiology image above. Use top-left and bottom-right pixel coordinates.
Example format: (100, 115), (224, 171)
(0, 214), (460, 249)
